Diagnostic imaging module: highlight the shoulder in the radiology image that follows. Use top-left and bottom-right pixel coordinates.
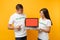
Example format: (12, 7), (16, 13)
(39, 18), (42, 20)
(46, 19), (52, 26)
(46, 19), (51, 22)
(22, 14), (26, 17)
(10, 13), (17, 18)
(39, 18), (42, 22)
(23, 14), (26, 16)
(39, 18), (42, 21)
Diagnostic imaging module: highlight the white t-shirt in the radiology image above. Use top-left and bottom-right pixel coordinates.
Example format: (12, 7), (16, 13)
(38, 18), (51, 40)
(8, 13), (26, 37)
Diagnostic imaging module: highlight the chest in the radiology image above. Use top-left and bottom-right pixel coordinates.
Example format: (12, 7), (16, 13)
(39, 20), (48, 28)
(14, 15), (25, 23)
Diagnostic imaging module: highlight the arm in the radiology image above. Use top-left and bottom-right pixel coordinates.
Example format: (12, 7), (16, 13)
(8, 15), (22, 31)
(8, 16), (14, 30)
(39, 20), (52, 33)
(8, 24), (14, 30)
(8, 24), (21, 31)
(40, 27), (51, 33)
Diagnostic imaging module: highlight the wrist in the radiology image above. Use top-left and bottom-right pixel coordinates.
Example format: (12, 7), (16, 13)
(8, 27), (14, 30)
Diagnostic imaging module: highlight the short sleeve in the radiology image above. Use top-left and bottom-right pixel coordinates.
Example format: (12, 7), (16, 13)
(8, 16), (14, 24)
(47, 20), (51, 27)
(38, 18), (41, 29)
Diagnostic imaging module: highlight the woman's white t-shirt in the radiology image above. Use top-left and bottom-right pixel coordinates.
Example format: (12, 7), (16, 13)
(38, 18), (51, 40)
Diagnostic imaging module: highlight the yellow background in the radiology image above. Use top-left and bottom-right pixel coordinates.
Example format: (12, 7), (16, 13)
(0, 0), (60, 40)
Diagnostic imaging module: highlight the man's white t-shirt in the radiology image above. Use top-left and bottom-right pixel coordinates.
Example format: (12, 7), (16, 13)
(38, 18), (51, 40)
(8, 13), (26, 37)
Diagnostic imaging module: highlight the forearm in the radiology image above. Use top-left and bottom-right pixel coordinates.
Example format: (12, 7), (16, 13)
(8, 26), (14, 30)
(8, 24), (14, 30)
(40, 28), (50, 33)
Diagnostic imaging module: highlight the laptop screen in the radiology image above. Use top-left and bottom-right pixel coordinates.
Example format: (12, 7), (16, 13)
(25, 18), (39, 27)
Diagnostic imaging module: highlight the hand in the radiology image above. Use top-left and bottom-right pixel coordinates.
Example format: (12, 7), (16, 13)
(36, 28), (40, 31)
(36, 28), (42, 33)
(16, 26), (21, 31)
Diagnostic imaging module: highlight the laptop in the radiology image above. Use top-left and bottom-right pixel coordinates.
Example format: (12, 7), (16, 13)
(25, 18), (39, 28)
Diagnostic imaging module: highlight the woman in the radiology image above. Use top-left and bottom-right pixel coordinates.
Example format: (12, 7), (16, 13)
(38, 8), (52, 40)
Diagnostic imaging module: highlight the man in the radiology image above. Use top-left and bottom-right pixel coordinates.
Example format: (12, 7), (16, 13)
(8, 4), (27, 40)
